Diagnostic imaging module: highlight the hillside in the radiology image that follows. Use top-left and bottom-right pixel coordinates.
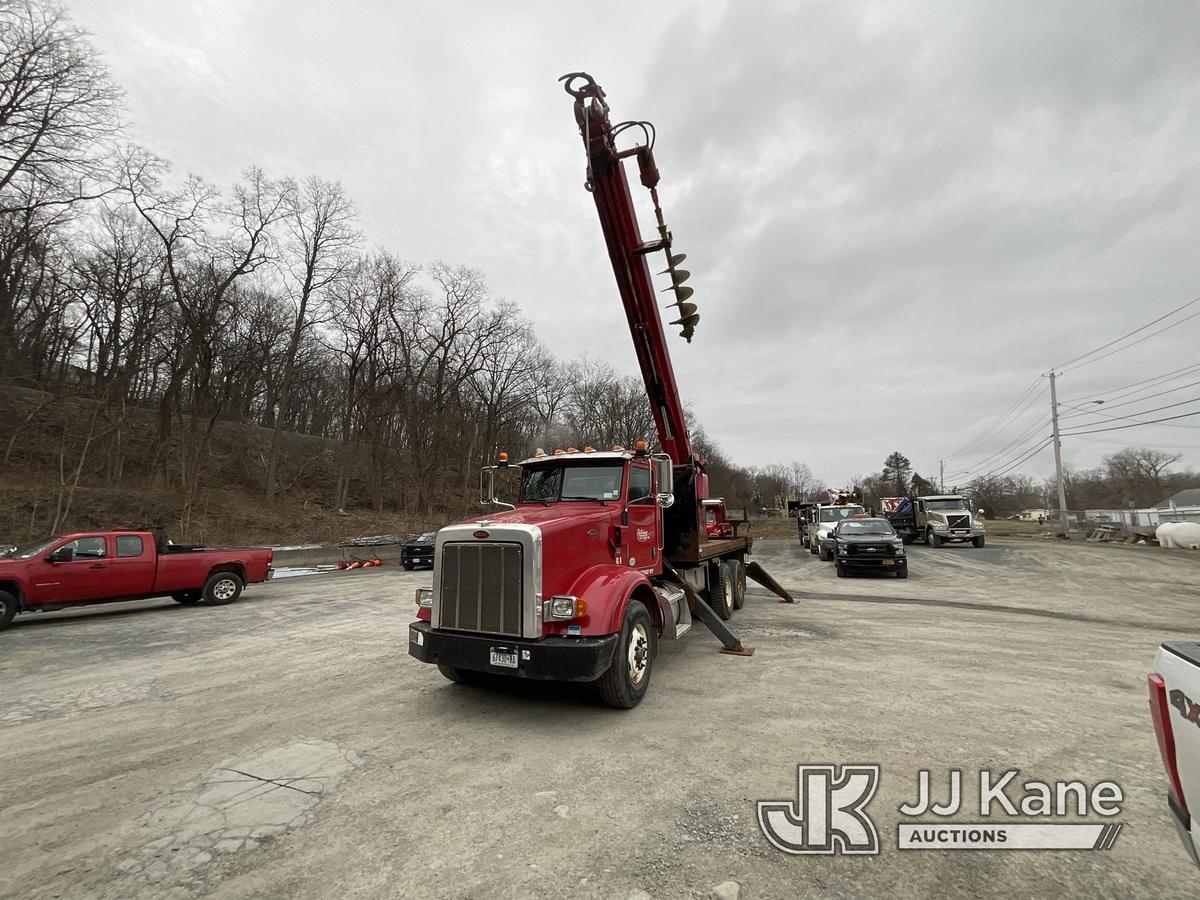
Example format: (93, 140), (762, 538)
(0, 386), (450, 546)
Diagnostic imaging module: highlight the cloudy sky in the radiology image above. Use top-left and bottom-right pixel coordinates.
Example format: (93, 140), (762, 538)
(72, 0), (1200, 488)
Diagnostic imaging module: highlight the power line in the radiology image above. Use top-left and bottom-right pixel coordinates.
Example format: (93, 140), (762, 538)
(945, 376), (1044, 461)
(945, 413), (1050, 479)
(1062, 360), (1200, 405)
(1073, 435), (1200, 451)
(1058, 378), (1200, 420)
(1058, 307), (1200, 375)
(1052, 296), (1200, 373)
(1061, 409), (1200, 436)
(1056, 395), (1200, 431)
(969, 436), (1055, 483)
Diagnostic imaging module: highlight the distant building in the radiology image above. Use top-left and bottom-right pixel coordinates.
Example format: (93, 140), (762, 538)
(1156, 488), (1200, 509)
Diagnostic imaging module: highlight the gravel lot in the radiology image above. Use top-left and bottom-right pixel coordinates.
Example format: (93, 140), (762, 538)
(2, 537), (1197, 899)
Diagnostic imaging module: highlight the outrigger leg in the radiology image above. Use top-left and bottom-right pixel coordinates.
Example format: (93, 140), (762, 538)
(745, 561), (796, 604)
(662, 563), (754, 657)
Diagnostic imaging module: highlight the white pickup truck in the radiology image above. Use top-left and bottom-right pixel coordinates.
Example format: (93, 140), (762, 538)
(1149, 641), (1200, 868)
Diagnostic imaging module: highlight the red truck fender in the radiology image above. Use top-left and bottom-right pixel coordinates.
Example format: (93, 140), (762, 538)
(564, 565), (667, 637)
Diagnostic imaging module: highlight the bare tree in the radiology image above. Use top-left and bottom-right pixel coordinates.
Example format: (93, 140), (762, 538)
(264, 175), (358, 501)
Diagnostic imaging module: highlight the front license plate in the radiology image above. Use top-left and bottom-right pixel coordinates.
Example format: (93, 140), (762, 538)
(882, 559), (895, 566)
(489, 648), (518, 669)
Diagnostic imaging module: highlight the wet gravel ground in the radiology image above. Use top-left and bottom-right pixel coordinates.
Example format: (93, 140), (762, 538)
(1, 538), (1197, 899)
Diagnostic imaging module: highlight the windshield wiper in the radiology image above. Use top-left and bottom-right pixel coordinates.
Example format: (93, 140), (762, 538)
(561, 495), (607, 505)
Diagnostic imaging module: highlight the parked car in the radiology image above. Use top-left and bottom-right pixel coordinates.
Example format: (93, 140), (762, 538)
(401, 532), (437, 570)
(829, 517), (908, 578)
(1149, 640), (1200, 869)
(0, 531), (273, 630)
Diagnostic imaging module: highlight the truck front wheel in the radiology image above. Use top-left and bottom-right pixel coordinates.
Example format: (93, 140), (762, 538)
(597, 601), (655, 709)
(204, 572), (244, 605)
(0, 589), (17, 631)
(438, 664), (482, 684)
(972, 536), (985, 548)
(927, 529), (942, 548)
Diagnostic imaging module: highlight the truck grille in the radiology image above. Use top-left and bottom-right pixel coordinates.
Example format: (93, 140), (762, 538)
(439, 542), (523, 636)
(947, 515), (970, 531)
(847, 543), (895, 556)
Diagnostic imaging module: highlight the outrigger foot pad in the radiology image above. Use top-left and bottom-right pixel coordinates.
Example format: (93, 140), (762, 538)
(720, 642), (755, 657)
(746, 561), (795, 603)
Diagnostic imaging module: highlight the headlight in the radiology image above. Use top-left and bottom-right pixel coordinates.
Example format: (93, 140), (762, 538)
(546, 595), (588, 620)
(838, 546), (849, 555)
(894, 544), (905, 555)
(414, 587), (433, 608)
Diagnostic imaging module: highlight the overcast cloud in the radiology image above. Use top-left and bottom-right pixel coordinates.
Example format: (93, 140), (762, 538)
(71, 0), (1200, 488)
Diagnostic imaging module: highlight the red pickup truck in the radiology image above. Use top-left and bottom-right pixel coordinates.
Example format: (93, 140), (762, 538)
(0, 531), (273, 630)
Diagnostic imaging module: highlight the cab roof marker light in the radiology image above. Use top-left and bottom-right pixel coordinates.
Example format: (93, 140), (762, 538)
(534, 448), (546, 458)
(583, 445), (595, 453)
(554, 448), (565, 456)
(612, 444), (625, 452)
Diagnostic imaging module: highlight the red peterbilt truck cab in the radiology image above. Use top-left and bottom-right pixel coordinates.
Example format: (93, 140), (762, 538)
(408, 446), (773, 707)
(0, 531), (273, 630)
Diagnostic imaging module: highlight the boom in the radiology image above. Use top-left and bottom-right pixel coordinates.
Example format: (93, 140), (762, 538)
(561, 73), (699, 470)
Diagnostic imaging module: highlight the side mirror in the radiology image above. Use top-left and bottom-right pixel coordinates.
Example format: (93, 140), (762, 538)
(652, 455), (674, 508)
(48, 546), (74, 563)
(479, 465), (516, 512)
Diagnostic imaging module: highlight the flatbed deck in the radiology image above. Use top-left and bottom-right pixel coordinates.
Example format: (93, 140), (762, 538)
(667, 535), (751, 565)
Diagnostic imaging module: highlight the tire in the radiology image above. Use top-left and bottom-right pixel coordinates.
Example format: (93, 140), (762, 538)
(597, 601), (655, 708)
(438, 663), (482, 684)
(972, 536), (985, 548)
(809, 538), (818, 555)
(708, 562), (734, 621)
(928, 529), (942, 548)
(896, 565), (909, 579)
(728, 559), (747, 610)
(402, 562), (414, 571)
(0, 589), (18, 631)
(172, 591), (201, 605)
(203, 571), (243, 605)
(819, 545), (833, 561)
(801, 533), (810, 548)
(835, 562), (847, 578)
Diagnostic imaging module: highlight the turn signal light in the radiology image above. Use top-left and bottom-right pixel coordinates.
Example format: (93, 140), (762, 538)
(546, 595), (587, 620)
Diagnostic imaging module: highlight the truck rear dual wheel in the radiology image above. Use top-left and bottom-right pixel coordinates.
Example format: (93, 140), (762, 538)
(597, 601), (655, 709)
(727, 559), (746, 610)
(0, 590), (17, 631)
(203, 572), (244, 605)
(708, 562), (734, 620)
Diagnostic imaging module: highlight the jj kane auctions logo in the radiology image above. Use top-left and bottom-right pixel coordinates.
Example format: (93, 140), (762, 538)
(758, 765), (1124, 854)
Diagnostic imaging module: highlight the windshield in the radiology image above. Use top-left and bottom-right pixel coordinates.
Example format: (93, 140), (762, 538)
(2, 538), (57, 560)
(520, 463), (624, 503)
(819, 506), (865, 522)
(837, 520), (895, 536)
(925, 499), (969, 511)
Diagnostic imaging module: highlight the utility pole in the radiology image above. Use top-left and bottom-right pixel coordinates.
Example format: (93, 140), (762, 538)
(1048, 371), (1068, 529)
(939, 458), (945, 493)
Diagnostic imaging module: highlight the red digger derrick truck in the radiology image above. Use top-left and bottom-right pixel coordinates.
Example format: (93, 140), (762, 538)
(407, 73), (793, 707)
